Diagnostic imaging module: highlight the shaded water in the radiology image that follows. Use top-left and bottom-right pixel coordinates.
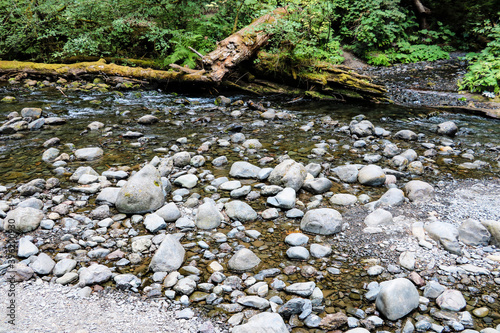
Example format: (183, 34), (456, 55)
(1, 82), (500, 329)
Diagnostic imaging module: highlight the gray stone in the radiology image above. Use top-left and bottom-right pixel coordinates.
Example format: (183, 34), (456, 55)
(21, 107), (42, 119)
(237, 296), (270, 309)
(376, 278), (420, 321)
(423, 281), (446, 299)
(286, 208), (304, 218)
(174, 277), (197, 295)
(212, 156), (228, 166)
(242, 139), (262, 149)
(333, 165), (359, 183)
(42, 148), (60, 162)
(399, 251), (415, 270)
(230, 185), (251, 198)
(29, 118), (45, 130)
(405, 180), (434, 202)
(230, 161), (261, 178)
(75, 147), (103, 161)
(114, 274), (141, 289)
(155, 202), (181, 222)
(437, 121), (458, 136)
(285, 233), (309, 246)
(285, 281), (316, 297)
(228, 248), (260, 271)
(394, 130), (418, 141)
(70, 166), (99, 182)
(3, 207), (43, 233)
(79, 264), (112, 286)
(17, 237), (39, 258)
(268, 159), (307, 191)
(144, 213), (167, 233)
(436, 289), (466, 311)
(96, 187), (121, 205)
(219, 180), (242, 191)
(115, 164), (165, 214)
(364, 209), (393, 227)
(149, 234), (186, 272)
(300, 208), (343, 235)
(231, 312), (288, 333)
(458, 219), (491, 246)
(267, 187), (296, 209)
(53, 258), (77, 277)
(375, 188), (405, 208)
(303, 178), (333, 194)
(172, 152), (191, 167)
(175, 308), (195, 319)
(425, 222), (462, 255)
(173, 174), (198, 188)
(310, 244), (332, 258)
(358, 165), (386, 186)
(330, 193), (357, 206)
(286, 246), (310, 260)
(481, 220), (500, 247)
(137, 115), (159, 124)
(225, 201), (258, 222)
(350, 120), (375, 137)
(30, 253), (55, 275)
(196, 200), (222, 229)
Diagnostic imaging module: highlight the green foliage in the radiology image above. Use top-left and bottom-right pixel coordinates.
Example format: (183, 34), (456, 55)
(459, 19), (500, 94)
(366, 42), (449, 66)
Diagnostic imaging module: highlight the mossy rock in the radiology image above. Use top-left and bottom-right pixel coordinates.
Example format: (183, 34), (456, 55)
(1, 96), (16, 103)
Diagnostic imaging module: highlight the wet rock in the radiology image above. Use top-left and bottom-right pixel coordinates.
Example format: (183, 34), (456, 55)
(87, 121), (104, 130)
(333, 165), (359, 183)
(155, 202), (181, 222)
(350, 120), (375, 137)
(286, 246), (310, 260)
(28, 118), (45, 130)
(225, 200), (258, 222)
(115, 164), (165, 214)
(79, 264), (112, 286)
(267, 187), (296, 209)
(286, 281), (316, 297)
(404, 180), (434, 202)
(228, 248), (260, 271)
(437, 121), (458, 137)
(42, 148), (60, 162)
(458, 218), (491, 246)
(18, 237), (39, 257)
(196, 200), (222, 229)
(303, 178), (333, 194)
(30, 253), (55, 275)
(330, 193), (357, 206)
(212, 156), (228, 166)
(394, 130), (418, 141)
(300, 208), (343, 235)
(278, 298), (312, 318)
(172, 152), (191, 167)
(4, 207), (44, 233)
(21, 107), (42, 119)
(425, 222), (462, 255)
(268, 159), (307, 191)
(364, 209), (393, 227)
(74, 147), (103, 161)
(231, 312), (287, 333)
(137, 115), (159, 124)
(173, 174), (198, 188)
(70, 166), (99, 182)
(376, 278), (420, 321)
(310, 244), (332, 258)
(242, 139), (262, 149)
(358, 165), (386, 186)
(149, 234), (185, 272)
(229, 161), (261, 178)
(320, 312), (348, 330)
(436, 289), (466, 311)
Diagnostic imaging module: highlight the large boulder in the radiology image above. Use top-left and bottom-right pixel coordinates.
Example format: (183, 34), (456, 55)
(376, 278), (420, 321)
(404, 180), (434, 202)
(300, 208), (343, 235)
(115, 164), (165, 214)
(228, 248), (260, 272)
(231, 312), (288, 333)
(425, 222), (462, 255)
(268, 159), (307, 191)
(458, 218), (491, 246)
(3, 207), (44, 233)
(225, 200), (258, 222)
(149, 234), (185, 272)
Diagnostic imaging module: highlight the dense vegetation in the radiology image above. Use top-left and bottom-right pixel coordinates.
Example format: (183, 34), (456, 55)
(0, 0), (498, 93)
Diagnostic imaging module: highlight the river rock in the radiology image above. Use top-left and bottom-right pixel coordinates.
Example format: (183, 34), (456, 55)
(330, 193), (357, 206)
(350, 120), (375, 137)
(87, 121), (104, 130)
(268, 159), (307, 191)
(286, 246), (310, 260)
(425, 222), (462, 255)
(74, 147), (103, 161)
(300, 208), (343, 235)
(399, 251), (415, 270)
(423, 281), (446, 299)
(302, 178), (333, 194)
(228, 248), (260, 271)
(115, 164), (165, 214)
(225, 200), (258, 222)
(358, 165), (386, 186)
(70, 166), (99, 182)
(231, 312), (288, 333)
(364, 209), (393, 227)
(21, 107), (42, 119)
(42, 148), (60, 162)
(155, 202), (181, 222)
(267, 187), (296, 209)
(394, 130), (418, 141)
(285, 233), (309, 246)
(114, 274), (141, 290)
(174, 277), (197, 295)
(481, 220), (500, 247)
(173, 174), (198, 188)
(237, 296), (270, 310)
(310, 244), (332, 258)
(149, 234), (185, 272)
(137, 115), (159, 124)
(196, 200), (222, 229)
(4, 207), (44, 233)
(18, 198), (43, 210)
(6, 263), (34, 282)
(96, 187), (121, 205)
(53, 258), (77, 277)
(404, 180), (434, 202)
(333, 165), (359, 183)
(375, 278), (420, 321)
(17, 237), (39, 257)
(230, 161), (261, 178)
(285, 281), (316, 297)
(437, 121), (458, 136)
(144, 213), (167, 233)
(30, 253), (55, 275)
(436, 289), (466, 311)
(458, 218), (491, 246)
(320, 312), (348, 330)
(79, 264), (112, 286)
(375, 188), (405, 208)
